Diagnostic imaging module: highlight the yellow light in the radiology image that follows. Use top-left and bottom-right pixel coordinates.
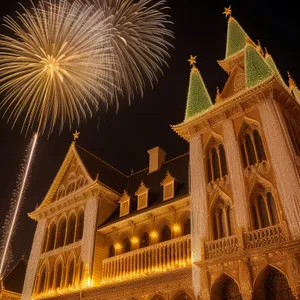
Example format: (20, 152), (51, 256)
(173, 223), (181, 232)
(131, 236), (139, 244)
(114, 242), (121, 250)
(150, 230), (158, 239)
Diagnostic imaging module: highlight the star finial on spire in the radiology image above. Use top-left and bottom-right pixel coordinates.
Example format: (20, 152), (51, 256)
(188, 55), (197, 67)
(223, 5), (232, 18)
(73, 130), (80, 141)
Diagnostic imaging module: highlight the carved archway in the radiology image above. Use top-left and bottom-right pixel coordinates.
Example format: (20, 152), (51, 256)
(253, 265), (295, 299)
(172, 290), (193, 300)
(211, 273), (242, 300)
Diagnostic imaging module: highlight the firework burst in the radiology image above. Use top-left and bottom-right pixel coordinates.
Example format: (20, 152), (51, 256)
(0, 0), (116, 134)
(88, 0), (174, 103)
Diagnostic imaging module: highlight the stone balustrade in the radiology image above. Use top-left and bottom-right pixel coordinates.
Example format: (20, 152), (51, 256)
(101, 234), (191, 284)
(243, 223), (287, 250)
(205, 235), (239, 259)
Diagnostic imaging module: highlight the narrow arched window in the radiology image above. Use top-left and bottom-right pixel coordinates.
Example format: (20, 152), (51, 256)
(251, 190), (280, 230)
(55, 262), (63, 289)
(38, 267), (47, 294)
(41, 227), (48, 253)
(78, 260), (84, 284)
(240, 125), (267, 169)
(67, 259), (75, 287)
(47, 223), (56, 251)
(66, 214), (76, 245)
(76, 176), (86, 190)
(109, 245), (115, 257)
(124, 237), (131, 253)
(184, 219), (191, 235)
(212, 198), (234, 240)
(161, 225), (171, 242)
(66, 179), (76, 196)
(141, 232), (149, 248)
(206, 139), (228, 183)
(76, 211), (84, 241)
(56, 186), (65, 201)
(56, 218), (66, 248)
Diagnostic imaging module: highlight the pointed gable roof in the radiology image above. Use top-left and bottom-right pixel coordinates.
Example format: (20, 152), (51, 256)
(288, 72), (300, 106)
(265, 51), (287, 88)
(184, 66), (212, 120)
(225, 16), (251, 58)
(2, 257), (27, 293)
(245, 43), (273, 88)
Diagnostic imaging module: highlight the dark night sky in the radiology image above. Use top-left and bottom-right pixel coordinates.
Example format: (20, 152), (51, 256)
(1, 0), (300, 268)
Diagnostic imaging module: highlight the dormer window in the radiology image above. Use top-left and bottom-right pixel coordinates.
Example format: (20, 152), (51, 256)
(119, 190), (131, 217)
(135, 182), (149, 210)
(161, 171), (175, 201)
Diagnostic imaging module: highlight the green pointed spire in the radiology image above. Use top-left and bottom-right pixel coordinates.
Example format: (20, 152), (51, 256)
(245, 44), (273, 88)
(185, 64), (212, 121)
(265, 51), (286, 87)
(226, 17), (250, 58)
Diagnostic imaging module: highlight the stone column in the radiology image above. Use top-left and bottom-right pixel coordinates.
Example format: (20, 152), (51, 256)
(259, 100), (300, 239)
(189, 134), (208, 297)
(81, 197), (99, 283)
(21, 219), (46, 300)
(222, 119), (250, 230)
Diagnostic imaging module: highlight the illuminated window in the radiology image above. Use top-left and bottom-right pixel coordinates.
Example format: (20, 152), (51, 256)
(161, 171), (176, 201)
(124, 237), (131, 253)
(67, 259), (75, 287)
(54, 262), (63, 289)
(37, 266), (47, 294)
(109, 245), (115, 257)
(76, 176), (86, 190)
(41, 227), (48, 253)
(184, 219), (191, 235)
(47, 223), (56, 251)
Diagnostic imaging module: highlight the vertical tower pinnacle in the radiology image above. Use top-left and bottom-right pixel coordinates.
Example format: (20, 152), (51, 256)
(184, 56), (212, 121)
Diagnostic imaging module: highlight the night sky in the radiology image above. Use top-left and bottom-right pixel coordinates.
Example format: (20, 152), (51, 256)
(1, 0), (300, 269)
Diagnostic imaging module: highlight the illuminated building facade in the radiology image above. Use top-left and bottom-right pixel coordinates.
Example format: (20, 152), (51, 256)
(22, 10), (300, 300)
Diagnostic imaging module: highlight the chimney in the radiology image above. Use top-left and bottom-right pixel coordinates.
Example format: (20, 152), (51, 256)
(147, 146), (166, 174)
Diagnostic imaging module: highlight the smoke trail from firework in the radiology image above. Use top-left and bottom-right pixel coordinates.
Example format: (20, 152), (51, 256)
(0, 134), (38, 278)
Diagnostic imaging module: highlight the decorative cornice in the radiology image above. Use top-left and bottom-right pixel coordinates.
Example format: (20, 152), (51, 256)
(29, 181), (119, 221)
(172, 76), (300, 141)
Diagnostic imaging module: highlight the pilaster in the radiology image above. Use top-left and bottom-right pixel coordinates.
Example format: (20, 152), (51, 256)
(259, 100), (300, 239)
(21, 219), (46, 300)
(190, 134), (208, 297)
(223, 119), (250, 230)
(81, 197), (99, 282)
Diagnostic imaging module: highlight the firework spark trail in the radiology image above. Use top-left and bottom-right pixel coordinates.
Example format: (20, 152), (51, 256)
(0, 133), (38, 278)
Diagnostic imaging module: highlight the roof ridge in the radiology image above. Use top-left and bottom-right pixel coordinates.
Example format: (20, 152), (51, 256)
(3, 257), (27, 280)
(75, 144), (129, 178)
(129, 152), (189, 177)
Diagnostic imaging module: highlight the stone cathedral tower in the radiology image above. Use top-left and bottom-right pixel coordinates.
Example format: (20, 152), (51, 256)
(173, 8), (300, 300)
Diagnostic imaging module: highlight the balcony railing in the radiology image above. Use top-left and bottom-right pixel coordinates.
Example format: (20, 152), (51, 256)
(205, 235), (239, 259)
(102, 234), (191, 284)
(243, 223), (287, 250)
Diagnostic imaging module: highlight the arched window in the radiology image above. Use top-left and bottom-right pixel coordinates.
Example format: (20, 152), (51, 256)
(240, 125), (266, 168)
(109, 245), (115, 257)
(66, 179), (76, 196)
(47, 223), (56, 251)
(56, 218), (66, 248)
(67, 259), (75, 287)
(161, 225), (171, 242)
(37, 267), (47, 294)
(184, 219), (191, 235)
(76, 211), (84, 241)
(212, 198), (235, 240)
(56, 185), (65, 201)
(140, 232), (149, 248)
(66, 214), (76, 245)
(251, 190), (279, 230)
(206, 138), (228, 183)
(124, 237), (131, 253)
(41, 227), (48, 253)
(54, 262), (63, 289)
(76, 176), (86, 190)
(78, 260), (84, 284)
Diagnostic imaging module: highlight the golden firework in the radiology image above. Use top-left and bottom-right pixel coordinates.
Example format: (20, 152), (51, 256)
(0, 0), (116, 134)
(87, 0), (174, 104)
